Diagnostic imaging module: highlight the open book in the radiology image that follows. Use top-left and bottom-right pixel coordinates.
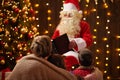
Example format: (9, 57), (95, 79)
(52, 34), (70, 54)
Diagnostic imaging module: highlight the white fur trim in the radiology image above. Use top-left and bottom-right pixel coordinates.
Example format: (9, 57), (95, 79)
(63, 51), (79, 61)
(74, 38), (87, 51)
(63, 3), (78, 11)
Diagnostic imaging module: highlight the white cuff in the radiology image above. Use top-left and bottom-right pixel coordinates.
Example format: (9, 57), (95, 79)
(63, 51), (79, 61)
(74, 38), (87, 51)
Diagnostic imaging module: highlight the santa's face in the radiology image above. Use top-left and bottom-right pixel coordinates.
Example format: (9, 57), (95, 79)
(57, 10), (82, 38)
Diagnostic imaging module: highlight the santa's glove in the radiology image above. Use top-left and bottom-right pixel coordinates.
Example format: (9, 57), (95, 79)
(69, 40), (77, 50)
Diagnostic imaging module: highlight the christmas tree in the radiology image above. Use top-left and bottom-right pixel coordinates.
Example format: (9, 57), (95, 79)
(0, 0), (38, 70)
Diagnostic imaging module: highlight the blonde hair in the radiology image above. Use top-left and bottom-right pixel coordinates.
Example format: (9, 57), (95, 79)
(30, 35), (52, 58)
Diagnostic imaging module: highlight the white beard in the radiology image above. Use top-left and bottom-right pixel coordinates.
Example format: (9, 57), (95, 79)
(57, 12), (81, 38)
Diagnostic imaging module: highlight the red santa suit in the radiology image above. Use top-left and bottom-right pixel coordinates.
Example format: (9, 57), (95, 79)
(52, 20), (93, 51)
(52, 0), (93, 73)
(52, 0), (93, 52)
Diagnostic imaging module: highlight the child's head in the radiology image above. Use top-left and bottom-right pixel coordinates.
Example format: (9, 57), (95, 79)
(47, 54), (66, 69)
(78, 48), (93, 67)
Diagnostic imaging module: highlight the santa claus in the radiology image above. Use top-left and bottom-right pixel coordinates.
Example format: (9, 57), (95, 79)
(52, 0), (93, 51)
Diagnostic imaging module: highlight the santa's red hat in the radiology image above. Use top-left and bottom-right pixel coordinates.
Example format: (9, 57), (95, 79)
(64, 56), (80, 71)
(63, 51), (80, 71)
(63, 0), (80, 11)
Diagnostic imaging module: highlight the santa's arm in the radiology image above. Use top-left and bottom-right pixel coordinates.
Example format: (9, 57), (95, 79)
(51, 30), (60, 39)
(73, 21), (93, 51)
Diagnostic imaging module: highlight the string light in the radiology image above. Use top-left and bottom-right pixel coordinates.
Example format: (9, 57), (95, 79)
(116, 36), (120, 39)
(93, 41), (97, 44)
(119, 53), (120, 56)
(44, 30), (48, 34)
(103, 37), (108, 41)
(34, 4), (39, 7)
(104, 70), (107, 73)
(117, 66), (120, 69)
(95, 57), (99, 59)
(86, 0), (89, 3)
(116, 48), (120, 52)
(103, 3), (108, 8)
(106, 50), (110, 54)
(105, 63), (108, 66)
(96, 49), (100, 53)
(106, 57), (109, 60)
(96, 61), (100, 65)
(47, 17), (51, 20)
(93, 29), (97, 32)
(93, 35), (97, 39)
(107, 76), (111, 80)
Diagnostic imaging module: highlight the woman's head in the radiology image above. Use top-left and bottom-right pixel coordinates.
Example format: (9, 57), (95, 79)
(30, 35), (52, 58)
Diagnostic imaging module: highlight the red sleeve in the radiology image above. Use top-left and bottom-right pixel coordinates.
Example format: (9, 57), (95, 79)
(80, 21), (93, 47)
(51, 30), (60, 39)
(73, 69), (91, 77)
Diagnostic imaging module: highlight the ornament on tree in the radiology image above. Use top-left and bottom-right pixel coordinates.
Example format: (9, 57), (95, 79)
(0, 40), (4, 46)
(32, 16), (35, 21)
(22, 6), (28, 12)
(20, 27), (28, 34)
(17, 43), (22, 50)
(14, 27), (18, 32)
(24, 0), (30, 4)
(0, 13), (3, 17)
(31, 26), (37, 32)
(1, 0), (4, 6)
(3, 19), (9, 24)
(0, 59), (5, 65)
(28, 31), (33, 38)
(23, 47), (27, 51)
(23, 14), (27, 18)
(4, 43), (9, 48)
(4, 1), (10, 6)
(28, 17), (32, 21)
(12, 5), (17, 10)
(14, 8), (20, 13)
(0, 27), (2, 32)
(29, 8), (35, 15)
(12, 17), (17, 23)
(5, 30), (10, 35)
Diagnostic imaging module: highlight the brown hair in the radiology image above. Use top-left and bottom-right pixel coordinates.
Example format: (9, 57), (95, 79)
(30, 35), (52, 58)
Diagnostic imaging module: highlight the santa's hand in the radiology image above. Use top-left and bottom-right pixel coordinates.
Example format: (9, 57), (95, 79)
(69, 40), (77, 49)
